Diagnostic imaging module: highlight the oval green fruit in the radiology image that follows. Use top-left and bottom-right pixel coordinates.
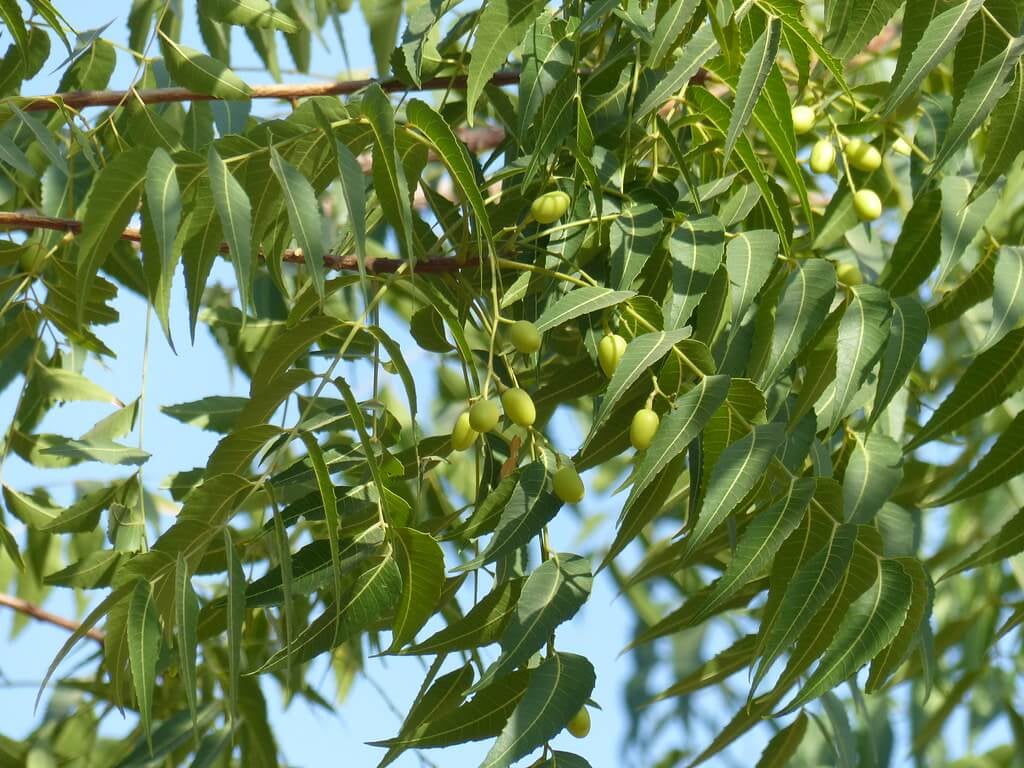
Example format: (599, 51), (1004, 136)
(630, 408), (660, 451)
(552, 465), (585, 504)
(501, 388), (536, 427)
(598, 333), (627, 377)
(853, 189), (883, 221)
(846, 138), (882, 171)
(892, 137), (912, 156)
(809, 139), (836, 173)
(836, 261), (863, 286)
(508, 320), (542, 354)
(791, 105), (816, 135)
(530, 190), (571, 224)
(451, 411), (478, 451)
(468, 399), (500, 432)
(566, 706), (591, 739)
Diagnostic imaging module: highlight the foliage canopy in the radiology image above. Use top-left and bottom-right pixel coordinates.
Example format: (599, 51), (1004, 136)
(2, 0), (1024, 766)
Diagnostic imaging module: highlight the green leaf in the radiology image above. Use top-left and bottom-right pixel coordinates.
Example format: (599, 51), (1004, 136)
(724, 17), (781, 163)
(9, 104), (67, 174)
(400, 578), (524, 656)
(976, 63), (1024, 194)
(39, 436), (150, 466)
(224, 530), (245, 724)
(407, 98), (493, 250)
(692, 477), (815, 624)
(825, 0), (902, 59)
(144, 147), (182, 345)
(623, 375), (731, 505)
(456, 463), (561, 572)
(253, 555), (401, 673)
(37, 582), (134, 706)
(610, 202), (663, 290)
(930, 36), (1024, 177)
(466, 0), (549, 123)
(128, 579), (161, 748)
(249, 316), (343, 397)
(756, 0), (851, 98)
(0, 0), (29, 65)
(930, 409), (1024, 505)
(586, 328), (693, 445)
(725, 230), (779, 332)
(842, 432), (903, 524)
(936, 175), (999, 286)
(388, 527), (445, 651)
(883, 0), (985, 115)
(76, 147), (150, 326)
(880, 189), (942, 296)
(376, 664), (475, 767)
(159, 32), (250, 99)
(866, 558), (932, 691)
(534, 287), (636, 333)
(978, 246), (1024, 352)
(328, 135), (369, 285)
(647, 634), (759, 703)
(636, 24), (720, 118)
(942, 507), (1024, 577)
(684, 422), (785, 558)
(44, 550), (121, 588)
(756, 712), (809, 768)
(758, 260), (836, 388)
(174, 554), (200, 737)
(207, 146), (254, 315)
(831, 285), (892, 432)
(870, 296), (929, 425)
(481, 652), (596, 768)
(780, 558), (913, 713)
(472, 554), (592, 692)
(753, 524), (857, 693)
(361, 84), (415, 260)
(604, 453), (688, 571)
(907, 326), (1024, 449)
(162, 396), (247, 433)
(370, 670), (530, 749)
(269, 147), (325, 300)
(664, 215), (727, 329)
(648, 0), (701, 67)
(201, 0), (299, 32)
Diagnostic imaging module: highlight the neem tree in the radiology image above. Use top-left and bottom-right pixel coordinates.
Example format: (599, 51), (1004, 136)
(2, 0), (1024, 765)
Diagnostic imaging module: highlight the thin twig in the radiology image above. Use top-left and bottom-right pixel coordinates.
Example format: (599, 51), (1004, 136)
(16, 71), (522, 113)
(0, 210), (479, 274)
(0, 592), (105, 643)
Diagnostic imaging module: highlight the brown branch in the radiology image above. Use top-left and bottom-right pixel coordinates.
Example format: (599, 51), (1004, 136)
(0, 592), (105, 643)
(17, 70), (523, 113)
(0, 211), (477, 274)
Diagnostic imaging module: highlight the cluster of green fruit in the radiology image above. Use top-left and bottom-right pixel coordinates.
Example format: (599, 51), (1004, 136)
(791, 105), (911, 223)
(451, 316), (659, 509)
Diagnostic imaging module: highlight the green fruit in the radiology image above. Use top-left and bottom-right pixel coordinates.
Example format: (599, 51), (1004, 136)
(509, 320), (542, 354)
(552, 465), (585, 504)
(530, 190), (571, 224)
(853, 189), (883, 221)
(809, 139), (836, 173)
(501, 388), (536, 427)
(836, 262), (863, 286)
(845, 138), (882, 171)
(451, 412), (478, 451)
(791, 105), (816, 135)
(892, 137), (912, 156)
(566, 706), (591, 739)
(630, 408), (660, 451)
(598, 333), (627, 377)
(468, 399), (500, 432)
